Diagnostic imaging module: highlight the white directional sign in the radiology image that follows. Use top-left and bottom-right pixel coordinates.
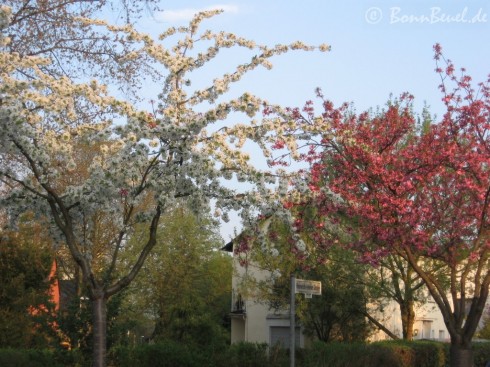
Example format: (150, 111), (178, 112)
(295, 279), (322, 295)
(290, 276), (321, 367)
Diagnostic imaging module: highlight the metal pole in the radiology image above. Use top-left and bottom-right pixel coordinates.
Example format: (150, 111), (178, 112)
(290, 273), (295, 367)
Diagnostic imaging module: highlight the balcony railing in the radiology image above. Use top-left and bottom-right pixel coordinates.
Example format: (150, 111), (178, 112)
(231, 291), (245, 314)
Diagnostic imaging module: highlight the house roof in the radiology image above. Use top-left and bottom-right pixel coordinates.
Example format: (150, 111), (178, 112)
(220, 215), (274, 253)
(221, 240), (233, 252)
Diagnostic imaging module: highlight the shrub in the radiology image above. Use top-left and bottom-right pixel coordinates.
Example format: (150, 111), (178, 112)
(220, 342), (270, 367)
(109, 340), (205, 367)
(110, 341), (289, 367)
(375, 340), (446, 367)
(302, 340), (446, 367)
(0, 348), (81, 367)
(472, 342), (490, 367)
(0, 349), (31, 367)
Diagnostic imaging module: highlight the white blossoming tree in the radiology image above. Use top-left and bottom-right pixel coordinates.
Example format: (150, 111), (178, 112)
(0, 5), (329, 366)
(2, 0), (163, 91)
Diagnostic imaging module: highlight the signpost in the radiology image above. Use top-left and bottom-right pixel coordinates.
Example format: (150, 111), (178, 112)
(295, 279), (322, 296)
(290, 274), (296, 367)
(290, 276), (321, 367)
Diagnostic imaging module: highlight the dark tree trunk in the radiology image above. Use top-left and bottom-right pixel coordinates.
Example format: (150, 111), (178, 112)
(450, 344), (474, 367)
(92, 293), (108, 367)
(400, 300), (415, 340)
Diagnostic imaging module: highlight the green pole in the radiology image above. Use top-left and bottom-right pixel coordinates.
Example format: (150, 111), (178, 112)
(290, 273), (295, 367)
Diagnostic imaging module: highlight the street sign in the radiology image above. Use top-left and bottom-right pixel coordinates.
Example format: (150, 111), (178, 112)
(290, 277), (321, 367)
(295, 279), (321, 295)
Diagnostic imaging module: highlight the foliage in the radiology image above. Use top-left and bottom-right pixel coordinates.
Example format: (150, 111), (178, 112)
(472, 342), (490, 367)
(363, 254), (433, 340)
(296, 247), (372, 342)
(3, 340), (489, 367)
(478, 311), (490, 340)
(0, 219), (59, 349)
(275, 44), (489, 365)
(109, 341), (289, 367)
(149, 208), (230, 344)
(477, 305), (490, 341)
(118, 206), (231, 347)
(221, 342), (273, 367)
(2, 0), (162, 93)
(303, 340), (447, 367)
(57, 289), (128, 360)
(0, 348), (80, 367)
(0, 2), (329, 366)
(234, 214), (372, 342)
(109, 340), (205, 367)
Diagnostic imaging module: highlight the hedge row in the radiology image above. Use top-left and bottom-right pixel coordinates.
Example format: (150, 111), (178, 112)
(1, 340), (490, 367)
(0, 348), (80, 367)
(304, 341), (490, 367)
(303, 340), (446, 367)
(109, 341), (288, 367)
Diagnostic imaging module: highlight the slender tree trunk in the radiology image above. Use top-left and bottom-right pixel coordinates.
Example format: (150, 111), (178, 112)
(400, 300), (415, 340)
(92, 292), (108, 367)
(362, 311), (400, 340)
(450, 343), (473, 367)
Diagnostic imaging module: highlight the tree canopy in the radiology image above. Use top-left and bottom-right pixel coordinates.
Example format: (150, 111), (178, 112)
(0, 4), (329, 366)
(277, 46), (489, 367)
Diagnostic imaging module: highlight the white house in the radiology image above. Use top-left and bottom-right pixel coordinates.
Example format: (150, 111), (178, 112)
(222, 240), (311, 348)
(369, 298), (450, 342)
(222, 238), (490, 347)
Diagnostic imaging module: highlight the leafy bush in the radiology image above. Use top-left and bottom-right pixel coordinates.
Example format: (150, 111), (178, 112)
(378, 340), (446, 367)
(473, 342), (490, 367)
(303, 342), (393, 367)
(110, 341), (290, 367)
(302, 340), (446, 367)
(0, 349), (31, 367)
(5, 340), (489, 367)
(221, 342), (270, 367)
(109, 340), (205, 367)
(0, 348), (80, 367)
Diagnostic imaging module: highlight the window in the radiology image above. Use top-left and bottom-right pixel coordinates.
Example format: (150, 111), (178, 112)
(439, 330), (445, 340)
(270, 326), (300, 348)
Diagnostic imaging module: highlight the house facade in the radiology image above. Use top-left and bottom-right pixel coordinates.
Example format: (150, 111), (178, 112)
(223, 241), (311, 348)
(223, 239), (490, 346)
(369, 298), (450, 342)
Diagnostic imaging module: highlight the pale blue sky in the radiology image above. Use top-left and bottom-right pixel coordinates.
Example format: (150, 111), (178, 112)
(131, 1), (489, 240)
(138, 0), (489, 116)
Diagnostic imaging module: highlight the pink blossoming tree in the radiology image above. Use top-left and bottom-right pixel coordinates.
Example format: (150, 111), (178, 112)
(280, 45), (489, 366)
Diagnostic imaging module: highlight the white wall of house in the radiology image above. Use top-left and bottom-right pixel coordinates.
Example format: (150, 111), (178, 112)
(231, 296), (309, 348)
(226, 239), (489, 347)
(229, 250), (310, 347)
(370, 297), (474, 342)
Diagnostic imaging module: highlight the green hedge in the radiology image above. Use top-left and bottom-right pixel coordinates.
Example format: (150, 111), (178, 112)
(110, 341), (288, 367)
(302, 340), (447, 367)
(109, 340), (206, 367)
(471, 342), (490, 367)
(303, 340), (490, 367)
(304, 341), (406, 367)
(0, 348), (80, 367)
(217, 342), (271, 367)
(2, 340), (490, 367)
(109, 340), (447, 367)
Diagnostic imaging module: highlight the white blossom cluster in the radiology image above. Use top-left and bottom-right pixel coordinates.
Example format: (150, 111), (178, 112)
(0, 9), (330, 269)
(0, 5), (11, 46)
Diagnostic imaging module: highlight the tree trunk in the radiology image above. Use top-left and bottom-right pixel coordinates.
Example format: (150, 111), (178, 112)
(363, 311), (400, 340)
(450, 344), (473, 367)
(92, 293), (108, 367)
(400, 300), (415, 340)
